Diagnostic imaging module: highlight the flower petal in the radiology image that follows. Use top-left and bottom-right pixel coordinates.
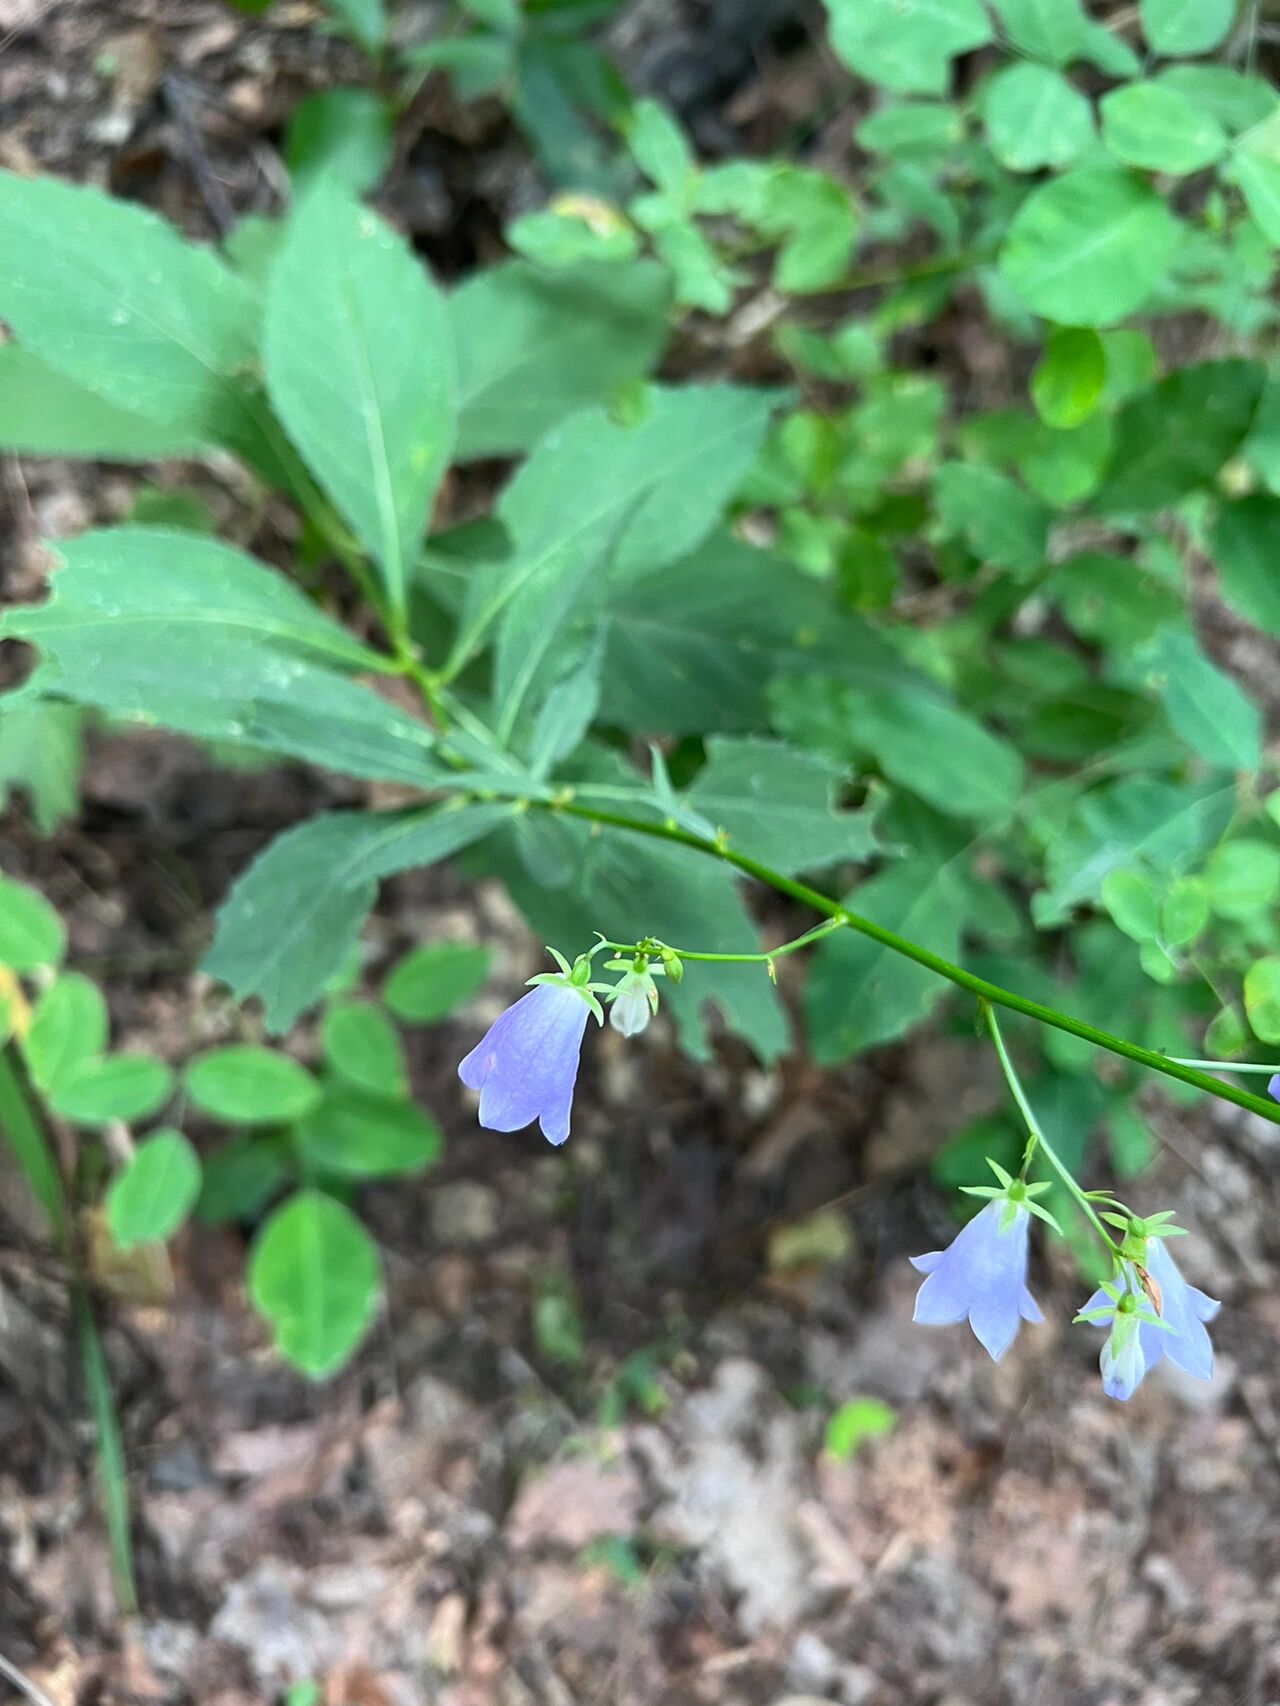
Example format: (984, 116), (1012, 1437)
(459, 984), (590, 1142)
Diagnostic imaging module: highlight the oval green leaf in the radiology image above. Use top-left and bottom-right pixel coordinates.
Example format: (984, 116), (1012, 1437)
(0, 876), (65, 972)
(185, 1045), (322, 1125)
(107, 1130), (202, 1249)
(248, 1190), (382, 1378)
(382, 941), (491, 1023)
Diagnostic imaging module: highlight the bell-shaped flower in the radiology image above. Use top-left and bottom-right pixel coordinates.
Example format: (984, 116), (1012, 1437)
(911, 1182), (1045, 1361)
(607, 966), (660, 1037)
(1076, 1264), (1163, 1401)
(458, 951), (605, 1147)
(1078, 1232), (1219, 1397)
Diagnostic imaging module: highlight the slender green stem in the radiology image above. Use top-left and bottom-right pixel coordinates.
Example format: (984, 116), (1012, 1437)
(0, 1046), (136, 1608)
(1168, 1058), (1278, 1075)
(982, 1005), (1116, 1259)
(537, 796), (1280, 1126)
(597, 918), (843, 966)
(808, 249), (987, 298)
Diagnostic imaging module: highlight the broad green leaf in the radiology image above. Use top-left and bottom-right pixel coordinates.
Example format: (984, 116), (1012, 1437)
(1016, 414), (1111, 506)
(196, 1135), (291, 1225)
(1212, 497), (1280, 634)
(1244, 957), (1280, 1043)
(249, 1190), (381, 1377)
(450, 259), (669, 459)
(321, 0), (386, 50)
(296, 1084), (442, 1177)
(0, 170), (263, 455)
(0, 529), (446, 786)
(264, 188), (455, 622)
(1157, 67), (1276, 134)
(772, 676), (1024, 822)
(24, 974), (108, 1093)
(1227, 143), (1280, 245)
(1031, 327), (1106, 429)
(1204, 840), (1280, 920)
(603, 533), (911, 735)
(0, 877), (65, 971)
(1093, 361), (1264, 513)
(284, 89), (395, 196)
(825, 0), (992, 95)
(990, 0), (1090, 64)
(855, 102), (962, 165)
(0, 344), (199, 460)
(627, 100), (694, 193)
(205, 803), (512, 1031)
(1100, 81), (1226, 174)
(320, 1001), (408, 1097)
(0, 701), (82, 836)
(50, 1054), (173, 1126)
(493, 802), (789, 1063)
(934, 462), (1049, 574)
(186, 1046), (321, 1125)
(984, 65), (1094, 173)
(1101, 869), (1160, 941)
(682, 737), (878, 874)
(382, 942), (491, 1022)
(1136, 628), (1262, 772)
(999, 167), (1179, 327)
(1162, 877), (1209, 945)
(805, 857), (966, 1060)
(106, 1131), (202, 1250)
(1141, 0), (1234, 56)
(489, 387), (776, 739)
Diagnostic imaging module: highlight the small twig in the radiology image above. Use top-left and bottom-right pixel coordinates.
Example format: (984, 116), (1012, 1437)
(0, 1651), (59, 1706)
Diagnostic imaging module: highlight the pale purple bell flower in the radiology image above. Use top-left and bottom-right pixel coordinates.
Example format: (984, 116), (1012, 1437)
(458, 981), (594, 1147)
(911, 1200), (1043, 1361)
(1080, 1238), (1219, 1398)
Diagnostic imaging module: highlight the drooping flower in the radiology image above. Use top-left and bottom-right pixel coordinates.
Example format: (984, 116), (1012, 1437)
(911, 1195), (1044, 1362)
(1078, 1236), (1219, 1398)
(458, 953), (605, 1147)
(607, 966), (660, 1037)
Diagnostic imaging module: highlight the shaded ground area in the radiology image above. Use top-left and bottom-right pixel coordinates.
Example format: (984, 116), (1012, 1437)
(3, 3), (1280, 1704)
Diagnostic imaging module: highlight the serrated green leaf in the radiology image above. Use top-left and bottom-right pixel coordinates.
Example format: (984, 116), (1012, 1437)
(999, 168), (1180, 328)
(0, 529), (446, 786)
(249, 1190), (381, 1377)
(682, 737), (878, 874)
(382, 942), (491, 1023)
(296, 1083), (442, 1177)
(825, 0), (992, 95)
(320, 1001), (407, 1097)
(0, 170), (266, 459)
(186, 1046), (322, 1125)
(107, 1130), (202, 1249)
(24, 973), (108, 1093)
(204, 804), (512, 1032)
(805, 857), (965, 1060)
(51, 1054), (173, 1127)
(450, 259), (670, 460)
(1100, 81), (1226, 175)
(265, 188), (455, 624)
(984, 64), (1094, 173)
(0, 877), (65, 972)
(1141, 0), (1234, 56)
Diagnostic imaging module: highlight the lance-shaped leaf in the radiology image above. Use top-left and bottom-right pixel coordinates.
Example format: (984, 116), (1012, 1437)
(0, 169), (265, 458)
(204, 802), (514, 1031)
(264, 188), (456, 624)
